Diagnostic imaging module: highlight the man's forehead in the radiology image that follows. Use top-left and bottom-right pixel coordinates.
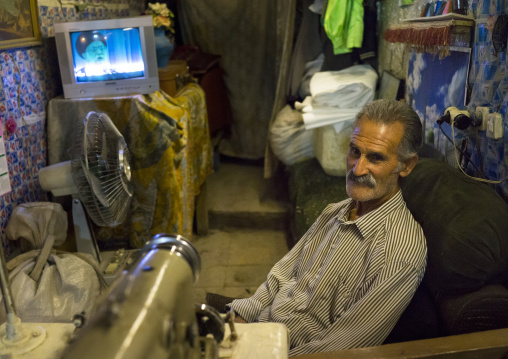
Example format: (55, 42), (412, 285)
(351, 118), (404, 153)
(88, 42), (105, 49)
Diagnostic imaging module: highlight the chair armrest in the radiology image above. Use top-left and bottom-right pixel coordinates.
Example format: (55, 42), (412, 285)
(437, 284), (508, 335)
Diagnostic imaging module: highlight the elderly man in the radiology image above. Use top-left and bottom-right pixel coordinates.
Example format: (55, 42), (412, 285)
(229, 99), (427, 356)
(74, 31), (116, 81)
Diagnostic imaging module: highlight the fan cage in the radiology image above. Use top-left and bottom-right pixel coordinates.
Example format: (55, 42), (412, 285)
(70, 113), (133, 227)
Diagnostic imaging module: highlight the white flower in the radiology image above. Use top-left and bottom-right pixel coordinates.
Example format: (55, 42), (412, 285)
(145, 2), (175, 32)
(148, 2), (170, 16)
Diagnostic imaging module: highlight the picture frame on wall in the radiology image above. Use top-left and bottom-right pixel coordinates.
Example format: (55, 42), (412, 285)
(0, 0), (41, 50)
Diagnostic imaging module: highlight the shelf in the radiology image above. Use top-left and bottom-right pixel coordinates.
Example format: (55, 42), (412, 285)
(403, 13), (475, 24)
(384, 14), (474, 56)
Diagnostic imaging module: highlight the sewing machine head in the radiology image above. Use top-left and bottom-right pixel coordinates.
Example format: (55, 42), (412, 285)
(60, 234), (288, 359)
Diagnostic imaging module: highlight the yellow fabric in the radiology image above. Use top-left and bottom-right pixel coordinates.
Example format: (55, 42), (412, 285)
(47, 84), (213, 248)
(115, 85), (213, 247)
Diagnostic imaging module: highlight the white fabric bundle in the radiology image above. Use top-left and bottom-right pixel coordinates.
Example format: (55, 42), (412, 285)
(296, 97), (360, 131)
(299, 65), (378, 131)
(310, 65), (378, 108)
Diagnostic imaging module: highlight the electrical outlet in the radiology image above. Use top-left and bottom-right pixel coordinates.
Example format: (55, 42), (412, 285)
(486, 113), (503, 139)
(475, 106), (490, 131)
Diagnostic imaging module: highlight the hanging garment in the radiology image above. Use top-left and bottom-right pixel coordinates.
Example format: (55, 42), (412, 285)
(323, 0), (364, 54)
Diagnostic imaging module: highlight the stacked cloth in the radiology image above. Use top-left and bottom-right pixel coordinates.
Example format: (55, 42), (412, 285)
(296, 65), (378, 132)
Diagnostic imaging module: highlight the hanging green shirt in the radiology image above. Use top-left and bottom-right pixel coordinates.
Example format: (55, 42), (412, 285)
(323, 0), (364, 54)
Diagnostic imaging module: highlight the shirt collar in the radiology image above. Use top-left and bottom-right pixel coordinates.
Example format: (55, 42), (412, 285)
(338, 190), (405, 240)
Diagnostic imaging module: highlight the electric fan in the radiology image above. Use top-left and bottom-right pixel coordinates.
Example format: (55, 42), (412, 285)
(39, 111), (134, 279)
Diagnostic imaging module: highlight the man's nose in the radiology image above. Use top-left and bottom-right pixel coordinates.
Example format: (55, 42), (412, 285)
(352, 156), (369, 176)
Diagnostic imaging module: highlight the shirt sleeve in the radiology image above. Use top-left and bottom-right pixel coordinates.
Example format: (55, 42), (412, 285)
(288, 259), (424, 356)
(229, 219), (323, 322)
(228, 235), (305, 322)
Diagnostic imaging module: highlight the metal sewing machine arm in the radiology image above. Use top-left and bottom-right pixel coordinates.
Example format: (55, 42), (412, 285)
(61, 234), (204, 359)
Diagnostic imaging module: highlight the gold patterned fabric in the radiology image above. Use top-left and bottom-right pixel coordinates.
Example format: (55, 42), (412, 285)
(47, 84), (213, 247)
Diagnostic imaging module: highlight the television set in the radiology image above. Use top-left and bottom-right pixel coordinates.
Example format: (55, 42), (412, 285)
(54, 16), (160, 99)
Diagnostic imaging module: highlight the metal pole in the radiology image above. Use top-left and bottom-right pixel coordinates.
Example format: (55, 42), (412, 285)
(0, 242), (25, 342)
(0, 243), (16, 318)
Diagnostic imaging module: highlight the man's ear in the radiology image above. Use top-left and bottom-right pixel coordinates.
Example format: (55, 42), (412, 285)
(399, 154), (419, 178)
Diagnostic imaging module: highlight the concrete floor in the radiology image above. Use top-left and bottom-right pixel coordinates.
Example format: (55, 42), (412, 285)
(192, 157), (290, 304)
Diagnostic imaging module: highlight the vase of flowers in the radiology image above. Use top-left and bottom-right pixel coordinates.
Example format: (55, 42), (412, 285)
(144, 2), (175, 68)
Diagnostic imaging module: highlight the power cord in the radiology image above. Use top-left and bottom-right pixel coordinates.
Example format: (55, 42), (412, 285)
(438, 122), (486, 179)
(448, 117), (508, 184)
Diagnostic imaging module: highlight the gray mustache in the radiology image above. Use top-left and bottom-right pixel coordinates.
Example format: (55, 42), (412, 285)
(346, 170), (376, 188)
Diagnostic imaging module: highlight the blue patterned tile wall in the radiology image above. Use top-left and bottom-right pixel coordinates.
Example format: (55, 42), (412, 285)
(38, 0), (133, 37)
(466, 0), (508, 200)
(0, 48), (48, 259)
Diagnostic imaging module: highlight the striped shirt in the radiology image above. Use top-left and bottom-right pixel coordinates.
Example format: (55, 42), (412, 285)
(230, 190), (427, 356)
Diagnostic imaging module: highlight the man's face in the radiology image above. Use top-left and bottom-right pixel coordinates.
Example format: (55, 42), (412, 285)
(346, 117), (406, 205)
(83, 41), (107, 64)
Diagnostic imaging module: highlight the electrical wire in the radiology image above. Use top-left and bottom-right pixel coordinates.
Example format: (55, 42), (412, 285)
(438, 122), (485, 179)
(474, 128), (485, 173)
(448, 119), (508, 184)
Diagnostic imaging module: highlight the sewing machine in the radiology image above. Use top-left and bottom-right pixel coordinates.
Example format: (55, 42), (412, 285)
(0, 234), (288, 358)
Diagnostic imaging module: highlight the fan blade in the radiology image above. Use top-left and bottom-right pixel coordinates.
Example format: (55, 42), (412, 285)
(81, 159), (110, 208)
(71, 111), (133, 227)
(102, 132), (108, 165)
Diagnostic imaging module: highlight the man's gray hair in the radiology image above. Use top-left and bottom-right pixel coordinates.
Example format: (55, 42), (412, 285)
(354, 99), (423, 161)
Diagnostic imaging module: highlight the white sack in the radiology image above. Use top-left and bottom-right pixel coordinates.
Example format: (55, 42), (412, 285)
(6, 202), (68, 251)
(269, 105), (314, 165)
(1, 201), (106, 323)
(5, 251), (104, 323)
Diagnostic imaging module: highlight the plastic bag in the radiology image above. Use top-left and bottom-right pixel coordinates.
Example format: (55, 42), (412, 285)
(1, 202), (106, 323)
(5, 250), (106, 323)
(269, 105), (314, 166)
(5, 202), (68, 252)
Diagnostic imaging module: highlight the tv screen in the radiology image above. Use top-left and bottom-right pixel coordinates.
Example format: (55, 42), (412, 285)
(55, 17), (159, 99)
(71, 28), (145, 83)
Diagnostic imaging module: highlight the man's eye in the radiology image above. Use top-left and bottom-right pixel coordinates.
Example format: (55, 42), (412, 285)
(349, 147), (360, 157)
(369, 154), (384, 162)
